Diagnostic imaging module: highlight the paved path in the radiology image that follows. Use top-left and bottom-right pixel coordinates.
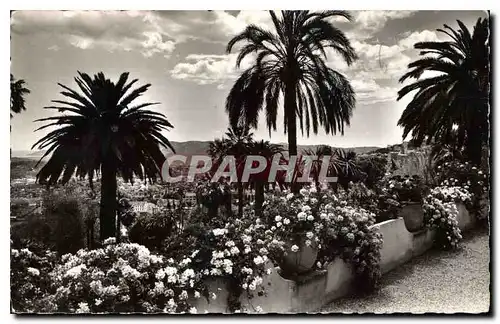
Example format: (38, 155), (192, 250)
(320, 228), (491, 314)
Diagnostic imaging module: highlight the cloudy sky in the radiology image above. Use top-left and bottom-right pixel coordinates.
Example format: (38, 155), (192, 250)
(10, 10), (487, 151)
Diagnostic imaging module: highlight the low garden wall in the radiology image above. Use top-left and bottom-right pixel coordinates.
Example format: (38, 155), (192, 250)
(191, 202), (475, 313)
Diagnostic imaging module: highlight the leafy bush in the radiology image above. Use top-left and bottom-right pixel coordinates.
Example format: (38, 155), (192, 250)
(11, 193), (86, 255)
(128, 211), (176, 251)
(356, 154), (388, 189)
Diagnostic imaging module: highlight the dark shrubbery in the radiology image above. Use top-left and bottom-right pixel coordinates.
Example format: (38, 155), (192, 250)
(11, 193), (86, 255)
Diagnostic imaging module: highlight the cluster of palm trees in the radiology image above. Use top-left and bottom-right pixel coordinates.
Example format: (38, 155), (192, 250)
(12, 11), (489, 243)
(208, 125), (283, 217)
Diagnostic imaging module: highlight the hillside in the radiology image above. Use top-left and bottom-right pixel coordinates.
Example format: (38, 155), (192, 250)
(12, 141), (383, 161)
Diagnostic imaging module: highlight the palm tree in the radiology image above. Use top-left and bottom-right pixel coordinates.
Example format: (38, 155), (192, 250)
(11, 74), (30, 118)
(397, 17), (490, 165)
(208, 125), (254, 217)
(32, 72), (175, 241)
(247, 140), (283, 215)
(302, 145), (334, 189)
(226, 10), (357, 191)
(332, 148), (360, 190)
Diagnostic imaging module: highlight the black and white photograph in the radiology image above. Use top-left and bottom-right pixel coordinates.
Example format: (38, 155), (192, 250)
(8, 7), (491, 315)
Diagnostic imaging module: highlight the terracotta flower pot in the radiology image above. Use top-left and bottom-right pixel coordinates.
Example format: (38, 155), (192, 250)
(399, 202), (424, 232)
(280, 237), (318, 276)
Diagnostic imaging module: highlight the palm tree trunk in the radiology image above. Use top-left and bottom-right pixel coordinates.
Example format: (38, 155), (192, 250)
(100, 159), (117, 241)
(285, 80), (298, 193)
(254, 181), (264, 216)
(237, 181), (244, 218)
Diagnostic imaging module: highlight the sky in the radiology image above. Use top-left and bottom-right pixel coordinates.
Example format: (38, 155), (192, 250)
(10, 10), (488, 151)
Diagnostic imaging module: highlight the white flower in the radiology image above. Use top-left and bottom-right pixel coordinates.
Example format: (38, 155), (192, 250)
(306, 232), (314, 239)
(307, 215), (314, 221)
(275, 215), (282, 222)
(291, 245), (299, 252)
(225, 240), (235, 247)
(266, 268), (272, 275)
(95, 298), (102, 306)
(336, 215), (344, 222)
(271, 226), (276, 231)
(276, 222), (282, 228)
(76, 302), (90, 313)
(259, 248), (268, 255)
(156, 269), (165, 280)
(103, 237), (116, 245)
(257, 239), (264, 245)
(212, 228), (228, 236)
(253, 256), (264, 265)
(283, 218), (290, 225)
(320, 213), (327, 220)
(249, 282), (257, 291)
(230, 246), (240, 255)
(286, 193), (294, 200)
(305, 240), (312, 247)
(211, 293), (217, 300)
(309, 187), (317, 194)
(302, 205), (311, 212)
(242, 283), (248, 289)
(316, 262), (322, 268)
(255, 306), (263, 313)
(194, 291), (201, 299)
(297, 212), (307, 221)
(189, 307), (197, 314)
(244, 246), (252, 254)
(27, 267), (40, 276)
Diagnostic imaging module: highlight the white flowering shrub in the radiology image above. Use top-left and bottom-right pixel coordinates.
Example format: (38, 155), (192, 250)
(261, 185), (383, 291)
(12, 243), (211, 313)
(434, 160), (489, 220)
(11, 247), (58, 312)
(423, 186), (469, 249)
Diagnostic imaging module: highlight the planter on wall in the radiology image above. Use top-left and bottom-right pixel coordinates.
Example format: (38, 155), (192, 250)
(280, 238), (318, 276)
(399, 201), (424, 232)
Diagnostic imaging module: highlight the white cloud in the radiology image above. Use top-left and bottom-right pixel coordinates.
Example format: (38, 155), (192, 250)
(398, 29), (442, 49)
(11, 10), (177, 58)
(355, 11), (416, 32)
(170, 53), (255, 85)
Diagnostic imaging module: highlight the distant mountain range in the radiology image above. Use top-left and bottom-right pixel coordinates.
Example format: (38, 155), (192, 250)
(12, 141), (384, 160)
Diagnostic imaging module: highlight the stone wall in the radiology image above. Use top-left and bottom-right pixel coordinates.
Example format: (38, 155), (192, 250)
(191, 203), (476, 313)
(388, 148), (431, 177)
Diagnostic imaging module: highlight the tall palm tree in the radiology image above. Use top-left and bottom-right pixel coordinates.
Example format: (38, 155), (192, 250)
(32, 72), (175, 241)
(208, 125), (254, 217)
(226, 10), (357, 191)
(10, 74), (30, 118)
(247, 140), (283, 215)
(397, 17), (490, 165)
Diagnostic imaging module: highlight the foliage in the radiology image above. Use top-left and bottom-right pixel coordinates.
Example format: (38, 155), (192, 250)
(11, 247), (58, 312)
(356, 154), (388, 189)
(128, 210), (176, 251)
(10, 74), (30, 117)
(397, 18), (490, 165)
(434, 160), (489, 219)
(380, 174), (427, 203)
(11, 193), (86, 255)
